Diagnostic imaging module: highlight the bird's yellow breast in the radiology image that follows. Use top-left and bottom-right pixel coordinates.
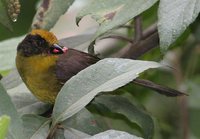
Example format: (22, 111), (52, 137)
(16, 54), (61, 103)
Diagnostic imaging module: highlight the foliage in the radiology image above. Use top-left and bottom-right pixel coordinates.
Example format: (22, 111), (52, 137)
(0, 0), (200, 139)
(0, 115), (10, 139)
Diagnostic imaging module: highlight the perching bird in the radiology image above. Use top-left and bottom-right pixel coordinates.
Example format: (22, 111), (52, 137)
(16, 30), (185, 104)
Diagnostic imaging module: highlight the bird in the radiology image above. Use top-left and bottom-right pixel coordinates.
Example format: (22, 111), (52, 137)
(16, 29), (185, 104)
(16, 29), (99, 103)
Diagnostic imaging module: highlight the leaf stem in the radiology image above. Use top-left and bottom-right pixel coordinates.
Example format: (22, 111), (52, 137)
(47, 123), (59, 139)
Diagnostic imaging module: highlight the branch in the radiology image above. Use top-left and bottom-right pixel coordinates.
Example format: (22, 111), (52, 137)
(142, 23), (157, 39)
(100, 35), (134, 43)
(118, 25), (133, 29)
(122, 31), (159, 59)
(134, 16), (143, 41)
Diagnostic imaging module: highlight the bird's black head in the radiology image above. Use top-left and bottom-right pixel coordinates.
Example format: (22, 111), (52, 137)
(17, 29), (67, 57)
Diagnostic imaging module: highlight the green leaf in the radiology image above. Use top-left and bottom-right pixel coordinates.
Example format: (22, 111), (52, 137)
(32, 0), (75, 30)
(53, 129), (66, 139)
(64, 128), (91, 139)
(62, 108), (104, 135)
(0, 0), (13, 30)
(77, 0), (158, 39)
(0, 83), (24, 139)
(52, 58), (161, 126)
(84, 130), (143, 139)
(158, 0), (200, 51)
(0, 36), (24, 71)
(0, 115), (10, 139)
(189, 108), (200, 138)
(22, 114), (50, 139)
(7, 84), (51, 115)
(187, 81), (200, 109)
(1, 68), (22, 89)
(93, 95), (154, 139)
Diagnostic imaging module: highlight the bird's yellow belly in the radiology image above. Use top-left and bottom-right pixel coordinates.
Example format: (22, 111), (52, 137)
(16, 54), (61, 104)
(25, 73), (59, 103)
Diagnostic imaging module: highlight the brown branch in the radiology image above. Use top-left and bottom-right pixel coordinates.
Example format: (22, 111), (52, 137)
(121, 31), (159, 59)
(142, 23), (157, 39)
(118, 25), (133, 29)
(134, 15), (143, 41)
(47, 124), (59, 139)
(171, 50), (189, 139)
(100, 35), (134, 43)
(111, 23), (159, 58)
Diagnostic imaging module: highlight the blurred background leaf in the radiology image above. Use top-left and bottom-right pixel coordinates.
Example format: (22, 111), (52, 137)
(0, 115), (10, 139)
(0, 83), (24, 139)
(32, 0), (75, 30)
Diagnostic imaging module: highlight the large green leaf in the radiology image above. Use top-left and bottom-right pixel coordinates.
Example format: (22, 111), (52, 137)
(84, 130), (143, 139)
(64, 128), (91, 139)
(0, 115), (10, 139)
(77, 0), (158, 39)
(62, 108), (104, 135)
(158, 0), (200, 51)
(0, 83), (24, 139)
(7, 83), (50, 115)
(32, 0), (75, 30)
(0, 0), (12, 30)
(1, 68), (22, 89)
(52, 58), (161, 126)
(22, 114), (50, 139)
(93, 95), (154, 139)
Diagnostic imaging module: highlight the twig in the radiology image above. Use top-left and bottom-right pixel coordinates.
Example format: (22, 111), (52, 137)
(111, 23), (159, 58)
(118, 25), (133, 29)
(134, 15), (143, 41)
(100, 35), (134, 43)
(142, 23), (157, 39)
(121, 31), (159, 59)
(171, 50), (189, 139)
(47, 124), (59, 139)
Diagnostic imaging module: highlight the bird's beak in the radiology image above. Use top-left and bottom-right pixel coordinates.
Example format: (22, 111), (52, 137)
(52, 44), (68, 53)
